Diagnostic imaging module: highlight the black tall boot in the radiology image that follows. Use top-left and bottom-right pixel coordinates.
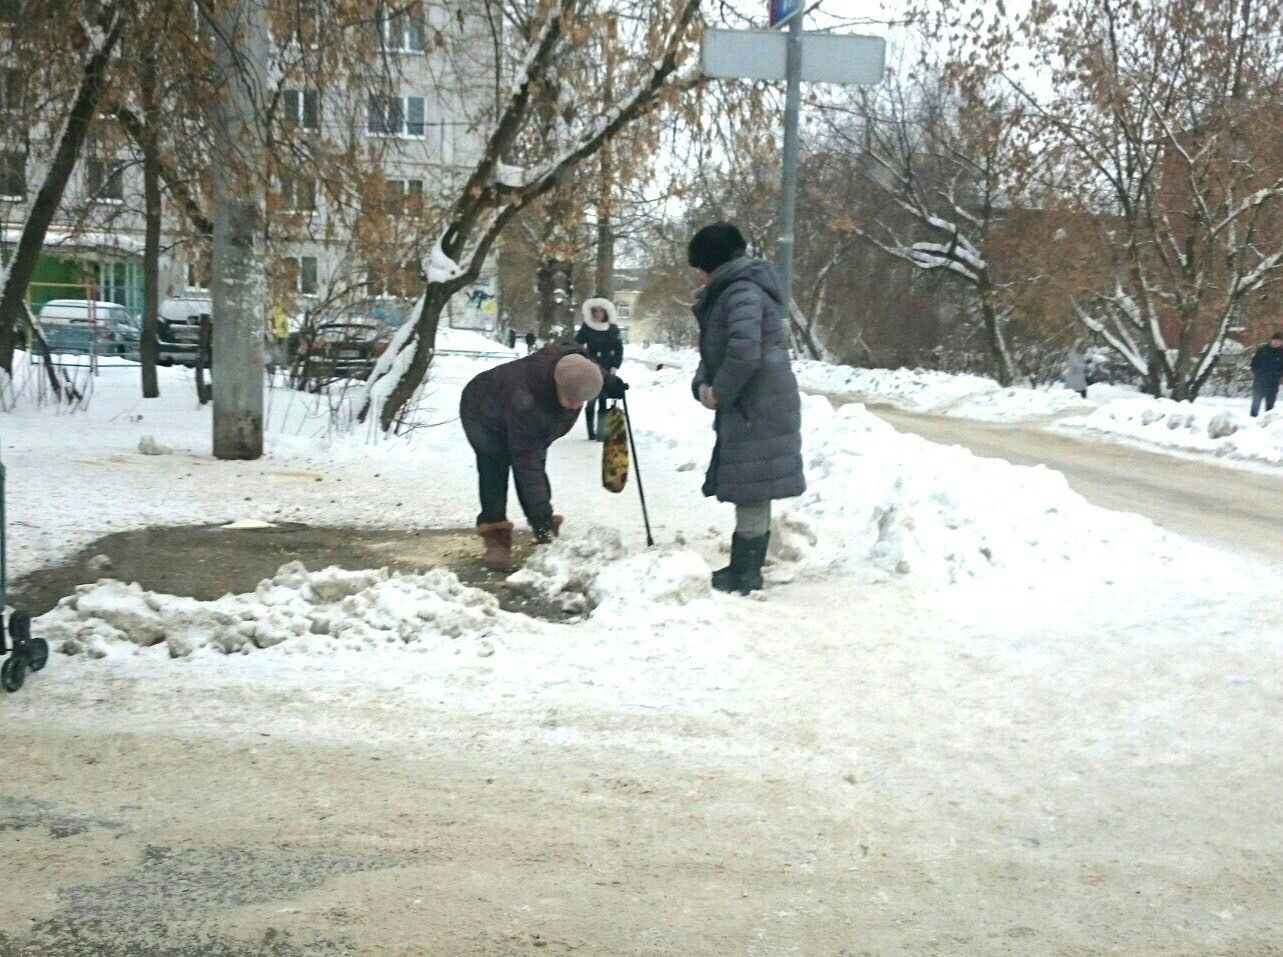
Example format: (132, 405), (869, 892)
(585, 403), (597, 440)
(712, 532), (770, 595)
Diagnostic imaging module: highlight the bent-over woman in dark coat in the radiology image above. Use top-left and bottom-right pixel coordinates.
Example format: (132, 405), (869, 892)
(688, 222), (806, 594)
(460, 344), (624, 569)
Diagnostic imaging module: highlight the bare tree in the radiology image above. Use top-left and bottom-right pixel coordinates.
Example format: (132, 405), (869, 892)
(0, 1), (129, 371)
(1025, 0), (1283, 399)
(358, 0), (702, 431)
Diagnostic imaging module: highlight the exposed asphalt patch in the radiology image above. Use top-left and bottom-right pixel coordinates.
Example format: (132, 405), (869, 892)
(0, 797), (121, 841)
(11, 522), (571, 621)
(0, 842), (403, 957)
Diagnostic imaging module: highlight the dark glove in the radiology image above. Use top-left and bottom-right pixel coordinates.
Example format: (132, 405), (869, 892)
(604, 376), (629, 400)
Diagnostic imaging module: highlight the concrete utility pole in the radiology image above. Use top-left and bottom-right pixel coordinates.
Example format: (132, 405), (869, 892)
(777, 8), (804, 311)
(208, 0), (269, 460)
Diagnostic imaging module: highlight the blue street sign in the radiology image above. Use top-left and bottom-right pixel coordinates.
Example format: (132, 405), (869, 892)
(769, 0), (800, 27)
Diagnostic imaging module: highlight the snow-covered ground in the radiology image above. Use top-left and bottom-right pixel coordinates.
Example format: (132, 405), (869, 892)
(2, 344), (1270, 665)
(630, 345), (1283, 470)
(6, 339), (1282, 952)
(1058, 396), (1283, 468)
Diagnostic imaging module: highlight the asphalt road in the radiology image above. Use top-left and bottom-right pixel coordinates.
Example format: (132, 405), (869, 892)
(871, 406), (1283, 571)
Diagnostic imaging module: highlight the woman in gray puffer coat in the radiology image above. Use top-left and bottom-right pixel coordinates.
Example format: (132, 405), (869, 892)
(688, 222), (805, 594)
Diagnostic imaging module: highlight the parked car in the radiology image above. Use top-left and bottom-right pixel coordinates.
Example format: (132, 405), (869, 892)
(157, 296), (211, 366)
(294, 321), (391, 385)
(35, 300), (137, 356)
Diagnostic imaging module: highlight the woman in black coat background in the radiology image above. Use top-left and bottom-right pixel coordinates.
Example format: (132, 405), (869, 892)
(575, 297), (624, 440)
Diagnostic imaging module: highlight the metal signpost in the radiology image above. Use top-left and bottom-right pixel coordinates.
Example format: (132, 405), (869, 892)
(702, 14), (886, 313)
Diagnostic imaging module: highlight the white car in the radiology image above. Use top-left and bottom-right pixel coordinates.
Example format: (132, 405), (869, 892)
(36, 300), (137, 356)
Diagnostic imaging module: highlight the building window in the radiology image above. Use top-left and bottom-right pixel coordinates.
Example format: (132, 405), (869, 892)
(378, 2), (425, 52)
(185, 259), (211, 292)
(368, 94), (426, 138)
(1, 151), (24, 199)
(383, 178), (424, 216)
(617, 302), (631, 320)
(280, 174), (317, 214)
(87, 158), (125, 203)
(284, 255), (319, 296)
(0, 68), (22, 113)
(283, 88), (320, 131)
(284, 0), (319, 47)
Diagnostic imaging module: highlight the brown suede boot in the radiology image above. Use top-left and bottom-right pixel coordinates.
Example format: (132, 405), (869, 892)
(477, 521), (515, 571)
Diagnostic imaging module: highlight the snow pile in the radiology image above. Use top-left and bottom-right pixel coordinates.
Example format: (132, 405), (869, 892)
(506, 526), (710, 615)
(437, 326), (515, 355)
(43, 561), (510, 659)
(426, 241), (465, 283)
(628, 344), (700, 369)
(793, 362), (1091, 421)
(763, 397), (1199, 588)
(1060, 399), (1283, 468)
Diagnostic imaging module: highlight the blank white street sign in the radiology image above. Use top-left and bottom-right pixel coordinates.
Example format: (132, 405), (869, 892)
(702, 29), (886, 86)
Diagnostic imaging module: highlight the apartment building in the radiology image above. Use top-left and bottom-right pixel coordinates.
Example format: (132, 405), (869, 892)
(0, 1), (497, 331)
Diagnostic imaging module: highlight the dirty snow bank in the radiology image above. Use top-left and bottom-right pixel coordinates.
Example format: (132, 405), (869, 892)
(506, 526), (711, 616)
(44, 561), (515, 659)
(773, 398), (1184, 587)
(632, 389), (1232, 597)
(793, 362), (1093, 421)
(1059, 399), (1283, 468)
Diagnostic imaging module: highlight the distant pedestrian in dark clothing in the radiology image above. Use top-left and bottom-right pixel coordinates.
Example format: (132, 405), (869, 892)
(687, 222), (805, 595)
(1251, 332), (1283, 417)
(525, 331), (537, 354)
(575, 297), (624, 441)
(460, 344), (626, 569)
(507, 329), (517, 350)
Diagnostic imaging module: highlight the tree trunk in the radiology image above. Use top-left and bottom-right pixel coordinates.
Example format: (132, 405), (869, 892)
(208, 0), (266, 460)
(979, 297), (1015, 386)
(595, 212), (614, 300)
(378, 285), (449, 432)
(195, 315), (212, 405)
(140, 51), (161, 399)
(594, 145), (615, 300)
(0, 14), (125, 372)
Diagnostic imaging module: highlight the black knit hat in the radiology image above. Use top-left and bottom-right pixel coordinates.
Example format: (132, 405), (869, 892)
(688, 222), (748, 273)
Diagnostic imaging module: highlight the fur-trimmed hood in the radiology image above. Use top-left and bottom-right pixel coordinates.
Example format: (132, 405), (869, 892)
(580, 297), (618, 332)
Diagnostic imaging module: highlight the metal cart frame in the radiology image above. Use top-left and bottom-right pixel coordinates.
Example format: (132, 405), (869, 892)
(1, 460), (47, 692)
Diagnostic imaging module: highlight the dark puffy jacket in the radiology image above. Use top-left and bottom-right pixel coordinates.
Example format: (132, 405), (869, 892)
(1251, 344), (1283, 381)
(459, 343), (586, 529)
(575, 323), (623, 370)
(691, 257), (805, 504)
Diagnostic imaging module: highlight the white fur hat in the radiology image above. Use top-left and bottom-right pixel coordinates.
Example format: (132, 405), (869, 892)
(581, 297), (618, 332)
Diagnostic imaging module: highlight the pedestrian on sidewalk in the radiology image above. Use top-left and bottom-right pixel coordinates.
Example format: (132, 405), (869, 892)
(575, 297), (624, 441)
(1063, 348), (1088, 399)
(687, 222), (805, 595)
(525, 330), (537, 354)
(460, 344), (627, 569)
(507, 328), (517, 350)
(1250, 332), (1282, 417)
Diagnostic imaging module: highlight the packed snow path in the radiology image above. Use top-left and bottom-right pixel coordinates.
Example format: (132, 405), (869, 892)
(872, 406), (1283, 571)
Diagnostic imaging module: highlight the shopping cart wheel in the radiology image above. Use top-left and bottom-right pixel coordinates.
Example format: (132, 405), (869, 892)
(28, 637), (48, 673)
(8, 611), (43, 672)
(1, 654), (25, 692)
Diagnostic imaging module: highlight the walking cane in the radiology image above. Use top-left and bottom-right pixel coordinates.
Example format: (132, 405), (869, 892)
(620, 392), (655, 547)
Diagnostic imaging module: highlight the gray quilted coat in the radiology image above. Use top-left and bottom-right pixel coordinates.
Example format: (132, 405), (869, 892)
(691, 257), (806, 504)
